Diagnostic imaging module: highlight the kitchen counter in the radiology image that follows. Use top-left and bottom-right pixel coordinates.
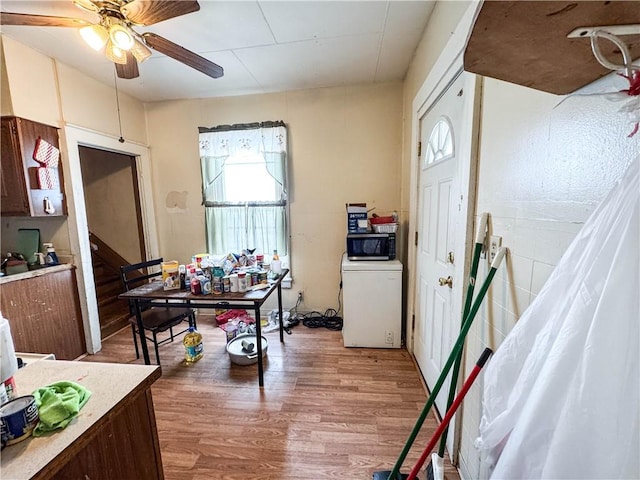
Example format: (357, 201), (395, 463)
(0, 265), (86, 360)
(0, 263), (72, 284)
(1, 359), (163, 480)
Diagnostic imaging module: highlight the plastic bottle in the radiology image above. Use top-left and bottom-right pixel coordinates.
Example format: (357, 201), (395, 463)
(271, 249), (282, 275)
(190, 276), (202, 295)
(183, 326), (203, 364)
(179, 264), (186, 290)
(0, 312), (18, 403)
(42, 243), (59, 266)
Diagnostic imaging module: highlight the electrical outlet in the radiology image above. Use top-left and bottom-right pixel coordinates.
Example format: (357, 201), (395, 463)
(297, 291), (304, 303)
(385, 331), (394, 344)
(489, 235), (502, 262)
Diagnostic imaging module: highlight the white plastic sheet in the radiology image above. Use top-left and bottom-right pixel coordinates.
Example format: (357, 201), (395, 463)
(475, 157), (639, 479)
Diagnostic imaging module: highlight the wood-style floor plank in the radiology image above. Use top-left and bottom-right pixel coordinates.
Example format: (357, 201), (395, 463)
(82, 316), (461, 480)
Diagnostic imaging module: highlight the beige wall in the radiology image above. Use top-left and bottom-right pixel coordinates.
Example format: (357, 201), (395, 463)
(145, 82), (403, 310)
(0, 37), (14, 116)
(401, 1), (471, 237)
(0, 35), (148, 260)
(1, 36), (59, 127)
(1, 35), (149, 353)
(57, 62), (147, 144)
(400, 3), (639, 479)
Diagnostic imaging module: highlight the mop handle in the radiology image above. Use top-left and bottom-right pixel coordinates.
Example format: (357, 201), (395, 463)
(386, 247), (506, 480)
(437, 213), (489, 458)
(475, 212), (489, 245)
(461, 213), (489, 328)
(406, 348), (493, 480)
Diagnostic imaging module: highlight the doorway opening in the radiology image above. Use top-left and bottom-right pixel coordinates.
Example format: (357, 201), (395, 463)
(79, 146), (146, 339)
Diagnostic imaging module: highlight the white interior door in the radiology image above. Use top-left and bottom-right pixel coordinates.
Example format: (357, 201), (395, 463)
(414, 71), (467, 417)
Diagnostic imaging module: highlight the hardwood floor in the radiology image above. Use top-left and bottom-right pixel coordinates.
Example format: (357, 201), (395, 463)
(82, 315), (461, 480)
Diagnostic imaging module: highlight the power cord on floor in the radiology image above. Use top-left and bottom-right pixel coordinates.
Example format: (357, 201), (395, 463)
(285, 250), (345, 333)
(298, 309), (343, 331)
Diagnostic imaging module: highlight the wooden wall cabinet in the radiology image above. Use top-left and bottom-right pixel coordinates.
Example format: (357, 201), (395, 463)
(0, 265), (86, 360)
(1, 116), (66, 216)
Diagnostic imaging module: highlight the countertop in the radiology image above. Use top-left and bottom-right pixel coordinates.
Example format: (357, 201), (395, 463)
(0, 264), (73, 285)
(0, 360), (161, 480)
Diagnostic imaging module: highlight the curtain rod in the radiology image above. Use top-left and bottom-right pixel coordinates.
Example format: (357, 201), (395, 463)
(198, 120), (285, 133)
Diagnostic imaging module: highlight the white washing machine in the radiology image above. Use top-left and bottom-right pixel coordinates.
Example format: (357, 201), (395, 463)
(341, 254), (403, 348)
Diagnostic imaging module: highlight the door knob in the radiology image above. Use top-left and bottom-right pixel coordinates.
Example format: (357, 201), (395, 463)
(438, 276), (453, 288)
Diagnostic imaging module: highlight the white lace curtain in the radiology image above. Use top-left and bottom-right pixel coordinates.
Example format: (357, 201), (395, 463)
(199, 121), (288, 255)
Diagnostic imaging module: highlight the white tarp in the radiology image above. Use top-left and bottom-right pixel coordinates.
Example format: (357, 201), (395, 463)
(475, 156), (639, 479)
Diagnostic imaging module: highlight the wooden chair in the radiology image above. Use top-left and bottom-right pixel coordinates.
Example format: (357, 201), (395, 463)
(120, 258), (196, 364)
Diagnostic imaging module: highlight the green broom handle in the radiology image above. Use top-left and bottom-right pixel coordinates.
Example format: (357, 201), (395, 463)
(437, 212), (488, 458)
(386, 246), (506, 480)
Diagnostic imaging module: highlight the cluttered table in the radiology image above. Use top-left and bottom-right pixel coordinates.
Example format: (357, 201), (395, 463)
(119, 269), (289, 387)
(0, 359), (162, 480)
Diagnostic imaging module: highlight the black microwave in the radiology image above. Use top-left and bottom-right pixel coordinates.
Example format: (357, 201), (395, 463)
(346, 233), (396, 260)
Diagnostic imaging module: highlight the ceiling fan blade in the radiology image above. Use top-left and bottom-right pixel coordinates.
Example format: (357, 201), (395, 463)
(73, 0), (99, 13)
(121, 0), (200, 26)
(115, 52), (140, 79)
(0, 12), (89, 27)
(142, 32), (223, 79)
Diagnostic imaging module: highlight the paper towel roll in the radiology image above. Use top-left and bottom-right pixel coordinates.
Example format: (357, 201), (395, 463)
(0, 312), (18, 383)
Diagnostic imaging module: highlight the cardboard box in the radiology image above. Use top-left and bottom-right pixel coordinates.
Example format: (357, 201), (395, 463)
(161, 261), (180, 290)
(346, 203), (368, 233)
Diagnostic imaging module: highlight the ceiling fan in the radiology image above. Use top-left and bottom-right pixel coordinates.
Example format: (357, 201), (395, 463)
(0, 0), (223, 80)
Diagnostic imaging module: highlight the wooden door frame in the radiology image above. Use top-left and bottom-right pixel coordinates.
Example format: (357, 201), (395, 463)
(60, 124), (160, 354)
(130, 160), (148, 263)
(406, 1), (482, 462)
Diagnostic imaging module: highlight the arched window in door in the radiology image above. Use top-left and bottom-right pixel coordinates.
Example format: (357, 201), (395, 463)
(425, 117), (454, 166)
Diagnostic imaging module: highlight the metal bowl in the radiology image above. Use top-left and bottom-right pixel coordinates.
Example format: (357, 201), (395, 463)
(226, 333), (268, 366)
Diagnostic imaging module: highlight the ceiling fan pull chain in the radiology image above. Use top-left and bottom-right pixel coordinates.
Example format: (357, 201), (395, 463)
(113, 70), (125, 143)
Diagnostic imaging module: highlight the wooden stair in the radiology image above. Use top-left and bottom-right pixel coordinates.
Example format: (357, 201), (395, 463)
(89, 233), (131, 339)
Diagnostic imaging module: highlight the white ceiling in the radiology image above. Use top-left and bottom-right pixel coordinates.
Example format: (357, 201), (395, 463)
(0, 1), (435, 103)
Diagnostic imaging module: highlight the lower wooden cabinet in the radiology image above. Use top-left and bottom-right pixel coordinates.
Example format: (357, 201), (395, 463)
(2, 361), (163, 480)
(53, 388), (164, 480)
(0, 265), (86, 359)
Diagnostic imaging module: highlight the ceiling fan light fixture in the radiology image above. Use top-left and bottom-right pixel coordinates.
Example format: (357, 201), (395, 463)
(109, 22), (134, 51)
(105, 40), (128, 64)
(79, 24), (109, 51)
(131, 38), (152, 63)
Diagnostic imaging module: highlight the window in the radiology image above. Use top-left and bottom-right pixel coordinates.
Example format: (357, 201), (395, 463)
(425, 117), (454, 166)
(199, 121), (289, 258)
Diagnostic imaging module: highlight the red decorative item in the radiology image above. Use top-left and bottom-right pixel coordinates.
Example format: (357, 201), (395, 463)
(36, 167), (58, 190)
(33, 137), (60, 167)
(618, 69), (640, 138)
